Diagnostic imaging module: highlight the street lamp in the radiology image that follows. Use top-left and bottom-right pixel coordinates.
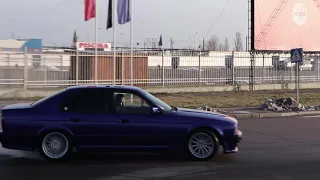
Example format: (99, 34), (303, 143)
(189, 32), (199, 50)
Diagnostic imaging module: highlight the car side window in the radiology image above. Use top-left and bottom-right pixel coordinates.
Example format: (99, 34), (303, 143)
(60, 89), (108, 114)
(113, 92), (151, 115)
(59, 90), (82, 112)
(80, 89), (109, 114)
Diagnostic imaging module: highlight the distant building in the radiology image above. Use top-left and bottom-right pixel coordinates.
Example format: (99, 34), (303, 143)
(0, 38), (42, 54)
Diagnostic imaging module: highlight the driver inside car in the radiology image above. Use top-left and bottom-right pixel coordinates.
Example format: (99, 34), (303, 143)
(114, 94), (125, 113)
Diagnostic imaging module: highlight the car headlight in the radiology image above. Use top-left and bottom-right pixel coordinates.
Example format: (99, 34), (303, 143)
(226, 115), (238, 124)
(234, 126), (242, 135)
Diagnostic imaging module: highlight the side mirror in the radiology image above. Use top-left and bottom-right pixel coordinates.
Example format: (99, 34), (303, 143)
(151, 107), (161, 114)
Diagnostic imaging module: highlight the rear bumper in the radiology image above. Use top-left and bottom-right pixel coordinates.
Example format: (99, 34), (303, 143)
(0, 133), (36, 151)
(222, 129), (242, 154)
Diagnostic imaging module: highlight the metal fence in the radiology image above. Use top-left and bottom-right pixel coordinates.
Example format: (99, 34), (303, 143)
(0, 49), (319, 89)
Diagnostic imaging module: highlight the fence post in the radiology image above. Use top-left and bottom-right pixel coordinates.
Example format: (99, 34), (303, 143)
(75, 49), (79, 85)
(23, 47), (28, 89)
(275, 56), (278, 83)
(121, 49), (124, 85)
(232, 51), (235, 85)
(290, 62), (293, 83)
(249, 51), (255, 91)
(130, 48), (133, 87)
(161, 50), (165, 87)
(6, 54), (10, 88)
(94, 51), (98, 85)
(59, 55), (63, 86)
(198, 50), (201, 85)
(43, 54), (47, 87)
(262, 54), (265, 83)
(317, 57), (319, 82)
(113, 49), (116, 85)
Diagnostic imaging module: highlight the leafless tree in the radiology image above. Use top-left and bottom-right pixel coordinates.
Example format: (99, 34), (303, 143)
(205, 35), (219, 51)
(234, 31), (243, 51)
(218, 43), (224, 51)
(224, 37), (229, 51)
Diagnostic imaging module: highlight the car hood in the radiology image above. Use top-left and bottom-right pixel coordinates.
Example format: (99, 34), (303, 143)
(2, 103), (32, 110)
(175, 107), (238, 124)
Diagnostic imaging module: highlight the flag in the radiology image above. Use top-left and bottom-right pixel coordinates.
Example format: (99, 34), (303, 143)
(73, 30), (78, 44)
(73, 30), (78, 47)
(118, 0), (131, 25)
(106, 0), (112, 29)
(84, 0), (96, 21)
(158, 35), (163, 47)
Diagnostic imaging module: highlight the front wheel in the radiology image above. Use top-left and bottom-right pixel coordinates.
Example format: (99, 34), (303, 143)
(187, 130), (219, 161)
(39, 132), (72, 161)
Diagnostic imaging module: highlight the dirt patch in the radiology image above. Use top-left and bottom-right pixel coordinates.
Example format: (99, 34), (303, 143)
(153, 89), (320, 108)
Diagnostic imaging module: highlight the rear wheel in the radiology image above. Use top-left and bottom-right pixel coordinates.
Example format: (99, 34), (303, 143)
(39, 132), (72, 161)
(187, 130), (219, 161)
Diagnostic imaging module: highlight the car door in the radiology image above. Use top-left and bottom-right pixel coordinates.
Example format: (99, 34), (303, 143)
(108, 89), (191, 149)
(60, 88), (123, 150)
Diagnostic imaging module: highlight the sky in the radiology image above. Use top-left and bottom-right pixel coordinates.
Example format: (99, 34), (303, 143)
(0, 0), (248, 49)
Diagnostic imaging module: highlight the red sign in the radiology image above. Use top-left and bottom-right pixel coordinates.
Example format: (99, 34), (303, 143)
(76, 42), (111, 51)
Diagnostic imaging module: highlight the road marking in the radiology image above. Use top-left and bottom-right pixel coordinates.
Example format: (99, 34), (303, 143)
(302, 115), (320, 118)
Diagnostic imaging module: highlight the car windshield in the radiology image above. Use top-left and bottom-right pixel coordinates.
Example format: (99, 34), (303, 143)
(141, 90), (173, 112)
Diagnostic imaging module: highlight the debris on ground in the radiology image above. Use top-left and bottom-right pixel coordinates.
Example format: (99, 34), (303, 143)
(257, 97), (320, 112)
(196, 106), (251, 114)
(197, 106), (226, 113)
(196, 97), (320, 113)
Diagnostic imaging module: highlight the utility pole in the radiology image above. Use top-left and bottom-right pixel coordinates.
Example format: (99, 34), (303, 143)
(246, 36), (248, 51)
(202, 38), (205, 51)
(170, 38), (174, 49)
(194, 33), (198, 50)
(11, 32), (15, 39)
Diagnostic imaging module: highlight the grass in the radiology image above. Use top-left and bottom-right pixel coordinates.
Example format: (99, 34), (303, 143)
(153, 89), (320, 108)
(4, 89), (320, 109)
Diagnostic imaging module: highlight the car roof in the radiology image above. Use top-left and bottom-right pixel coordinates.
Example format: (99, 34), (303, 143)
(66, 85), (143, 92)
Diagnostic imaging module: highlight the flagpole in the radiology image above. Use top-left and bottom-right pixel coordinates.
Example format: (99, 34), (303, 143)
(130, 0), (133, 86)
(113, 0), (117, 85)
(94, 0), (98, 85)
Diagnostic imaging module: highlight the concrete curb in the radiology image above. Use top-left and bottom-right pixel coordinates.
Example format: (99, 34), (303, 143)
(228, 111), (320, 119)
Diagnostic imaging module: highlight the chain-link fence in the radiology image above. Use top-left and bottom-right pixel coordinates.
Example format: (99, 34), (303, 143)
(0, 49), (319, 89)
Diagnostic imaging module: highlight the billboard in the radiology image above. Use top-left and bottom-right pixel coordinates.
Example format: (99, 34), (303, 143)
(253, 0), (320, 51)
(76, 42), (112, 51)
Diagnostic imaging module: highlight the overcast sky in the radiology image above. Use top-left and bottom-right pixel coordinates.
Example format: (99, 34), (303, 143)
(0, 0), (248, 49)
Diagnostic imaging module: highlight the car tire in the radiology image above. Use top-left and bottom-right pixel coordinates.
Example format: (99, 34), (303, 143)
(38, 131), (72, 161)
(186, 130), (219, 161)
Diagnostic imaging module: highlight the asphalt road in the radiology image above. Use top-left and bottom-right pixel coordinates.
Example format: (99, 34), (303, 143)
(1, 115), (320, 180)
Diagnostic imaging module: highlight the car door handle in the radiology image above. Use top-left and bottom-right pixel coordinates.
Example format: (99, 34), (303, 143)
(70, 118), (80, 122)
(119, 119), (129, 123)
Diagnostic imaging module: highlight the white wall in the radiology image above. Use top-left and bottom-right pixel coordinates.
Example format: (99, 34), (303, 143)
(0, 51), (295, 68)
(0, 54), (70, 67)
(147, 52), (275, 67)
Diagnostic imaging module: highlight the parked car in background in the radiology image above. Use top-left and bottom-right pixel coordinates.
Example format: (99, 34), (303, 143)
(0, 85), (242, 161)
(299, 61), (313, 71)
(277, 58), (314, 71)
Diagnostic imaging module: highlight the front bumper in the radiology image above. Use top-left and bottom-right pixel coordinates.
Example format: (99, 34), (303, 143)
(222, 129), (242, 154)
(233, 129), (242, 142)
